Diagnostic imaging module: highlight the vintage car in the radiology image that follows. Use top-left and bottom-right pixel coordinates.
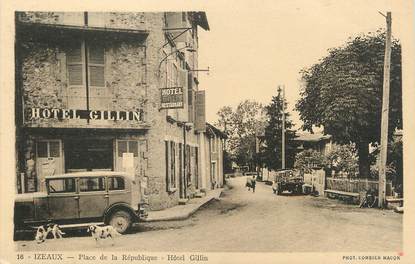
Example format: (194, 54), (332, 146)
(272, 169), (304, 195)
(14, 171), (148, 235)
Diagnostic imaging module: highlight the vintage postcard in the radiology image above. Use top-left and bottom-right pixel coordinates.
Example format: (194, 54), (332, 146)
(1, 0), (414, 263)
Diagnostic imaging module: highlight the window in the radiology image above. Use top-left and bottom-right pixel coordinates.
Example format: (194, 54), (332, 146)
(48, 178), (75, 193)
(49, 141), (61, 157)
(108, 177), (125, 191)
(117, 140), (139, 157)
(79, 177), (105, 192)
(37, 141), (61, 158)
(37, 142), (48, 158)
(211, 137), (217, 153)
(67, 41), (105, 88)
(88, 43), (105, 87)
(165, 140), (176, 191)
(67, 43), (83, 86)
(66, 40), (108, 111)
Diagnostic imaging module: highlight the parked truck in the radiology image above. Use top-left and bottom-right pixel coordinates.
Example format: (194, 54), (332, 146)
(271, 170), (304, 195)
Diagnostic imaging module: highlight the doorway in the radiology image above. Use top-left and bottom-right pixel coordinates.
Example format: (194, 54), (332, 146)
(65, 139), (113, 172)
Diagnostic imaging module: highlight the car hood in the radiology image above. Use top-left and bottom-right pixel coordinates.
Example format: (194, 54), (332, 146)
(15, 192), (47, 202)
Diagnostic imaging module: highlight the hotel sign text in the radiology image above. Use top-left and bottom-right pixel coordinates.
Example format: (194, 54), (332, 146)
(27, 108), (143, 122)
(160, 87), (184, 109)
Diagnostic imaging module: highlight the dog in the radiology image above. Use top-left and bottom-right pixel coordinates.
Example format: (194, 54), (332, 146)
(48, 223), (65, 239)
(34, 223), (65, 243)
(87, 225), (121, 246)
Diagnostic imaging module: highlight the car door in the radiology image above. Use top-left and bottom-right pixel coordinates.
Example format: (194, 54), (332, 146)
(47, 178), (79, 220)
(78, 177), (108, 219)
(107, 176), (132, 206)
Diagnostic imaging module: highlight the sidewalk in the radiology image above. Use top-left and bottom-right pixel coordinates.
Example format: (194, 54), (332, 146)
(144, 188), (223, 222)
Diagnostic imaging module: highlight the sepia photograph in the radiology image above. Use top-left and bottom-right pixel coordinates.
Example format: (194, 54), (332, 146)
(1, 0), (414, 263)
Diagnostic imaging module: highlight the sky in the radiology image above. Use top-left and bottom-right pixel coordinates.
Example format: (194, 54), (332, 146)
(197, 0), (412, 129)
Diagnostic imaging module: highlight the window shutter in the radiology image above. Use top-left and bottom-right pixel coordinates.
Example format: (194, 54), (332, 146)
(165, 141), (170, 192)
(68, 65), (83, 85)
(67, 44), (83, 86)
(88, 45), (105, 64)
(195, 91), (206, 132)
(57, 52), (66, 83)
(171, 141), (176, 188)
(88, 44), (105, 87)
(67, 46), (82, 64)
(187, 73), (194, 122)
(89, 66), (105, 87)
(177, 68), (188, 122)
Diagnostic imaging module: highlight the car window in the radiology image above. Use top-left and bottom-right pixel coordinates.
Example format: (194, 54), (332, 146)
(48, 178), (75, 193)
(108, 177), (125, 191)
(79, 177), (105, 192)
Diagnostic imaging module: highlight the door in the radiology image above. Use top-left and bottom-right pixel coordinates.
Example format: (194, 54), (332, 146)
(78, 177), (108, 219)
(47, 178), (79, 220)
(115, 140), (140, 175)
(36, 140), (64, 192)
(211, 161), (217, 189)
(108, 176), (132, 206)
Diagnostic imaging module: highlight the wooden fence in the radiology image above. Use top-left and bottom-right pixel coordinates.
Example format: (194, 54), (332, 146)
(326, 177), (392, 195)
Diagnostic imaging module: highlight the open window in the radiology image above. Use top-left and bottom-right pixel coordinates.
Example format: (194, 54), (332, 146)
(108, 176), (125, 191)
(79, 177), (105, 192)
(47, 178), (76, 194)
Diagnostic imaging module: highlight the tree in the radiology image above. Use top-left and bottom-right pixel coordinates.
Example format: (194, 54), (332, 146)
(324, 144), (359, 177)
(370, 134), (403, 185)
(261, 89), (297, 170)
(296, 31), (402, 177)
(387, 135), (403, 185)
(215, 100), (266, 170)
(294, 149), (324, 174)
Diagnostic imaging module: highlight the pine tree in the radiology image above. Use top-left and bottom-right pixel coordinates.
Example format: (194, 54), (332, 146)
(261, 88), (297, 170)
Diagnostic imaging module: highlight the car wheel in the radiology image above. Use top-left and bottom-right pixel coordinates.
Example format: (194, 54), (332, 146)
(109, 210), (132, 234)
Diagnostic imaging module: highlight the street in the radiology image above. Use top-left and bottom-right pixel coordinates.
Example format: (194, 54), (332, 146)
(16, 177), (402, 252)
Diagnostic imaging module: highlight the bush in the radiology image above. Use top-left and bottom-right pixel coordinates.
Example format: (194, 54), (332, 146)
(324, 144), (359, 177)
(294, 149), (324, 174)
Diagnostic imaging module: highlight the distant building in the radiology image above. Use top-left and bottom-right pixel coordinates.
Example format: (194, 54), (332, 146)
(294, 132), (333, 156)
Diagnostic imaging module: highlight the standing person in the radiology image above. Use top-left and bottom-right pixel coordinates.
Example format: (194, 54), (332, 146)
(251, 175), (256, 193)
(246, 177), (252, 191)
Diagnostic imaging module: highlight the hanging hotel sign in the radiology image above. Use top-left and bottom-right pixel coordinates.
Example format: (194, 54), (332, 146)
(160, 87), (184, 109)
(26, 108), (144, 122)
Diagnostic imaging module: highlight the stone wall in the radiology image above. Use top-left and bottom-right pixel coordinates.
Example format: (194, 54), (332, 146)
(17, 12), (205, 210)
(18, 12), (148, 31)
(19, 37), (148, 129)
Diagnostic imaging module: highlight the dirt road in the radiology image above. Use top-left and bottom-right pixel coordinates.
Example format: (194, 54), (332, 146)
(16, 177), (402, 252)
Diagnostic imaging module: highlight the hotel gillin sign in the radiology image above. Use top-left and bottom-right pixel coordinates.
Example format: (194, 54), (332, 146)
(27, 108), (144, 122)
(160, 87), (184, 109)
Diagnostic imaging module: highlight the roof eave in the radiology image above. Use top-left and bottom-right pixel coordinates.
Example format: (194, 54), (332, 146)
(193, 12), (210, 31)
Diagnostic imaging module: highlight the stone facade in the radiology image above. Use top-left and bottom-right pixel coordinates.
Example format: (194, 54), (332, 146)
(16, 11), (222, 211)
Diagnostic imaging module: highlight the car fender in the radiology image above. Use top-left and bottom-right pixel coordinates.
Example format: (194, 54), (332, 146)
(103, 203), (138, 223)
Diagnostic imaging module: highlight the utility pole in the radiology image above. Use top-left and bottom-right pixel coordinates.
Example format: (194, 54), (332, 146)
(378, 11), (392, 208)
(281, 85), (286, 170)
